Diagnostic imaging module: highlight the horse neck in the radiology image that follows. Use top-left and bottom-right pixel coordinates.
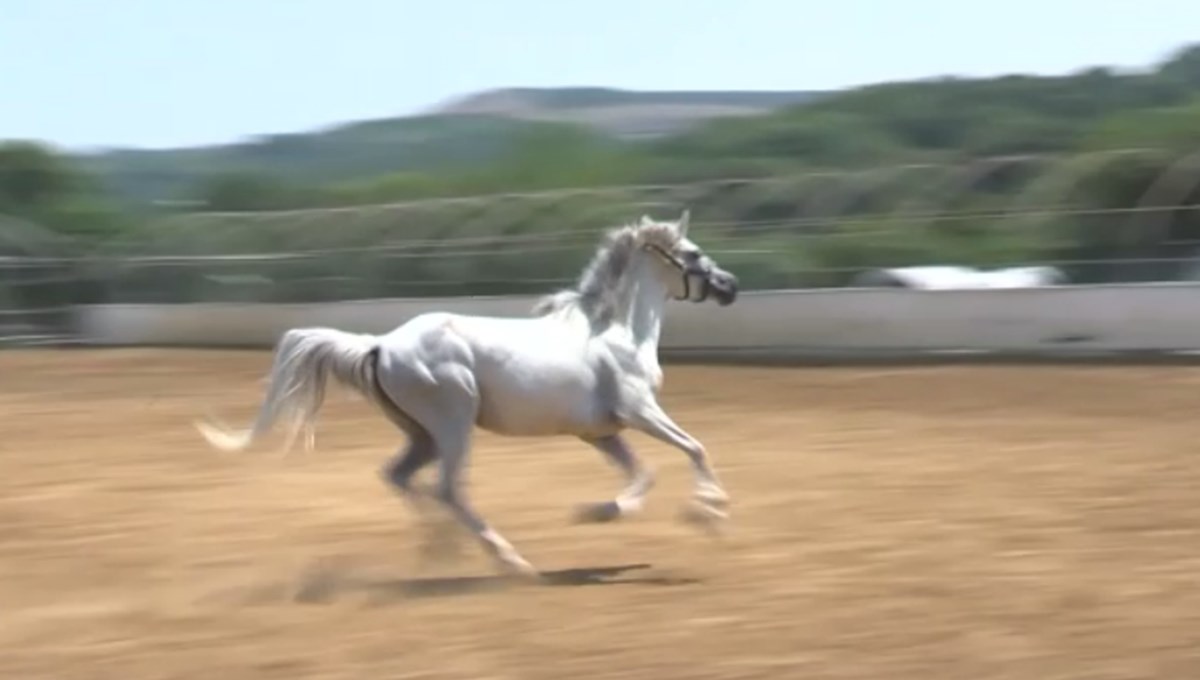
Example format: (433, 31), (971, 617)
(623, 258), (669, 358)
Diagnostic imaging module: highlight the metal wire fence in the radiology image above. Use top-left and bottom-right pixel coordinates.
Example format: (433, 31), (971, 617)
(0, 216), (80, 344)
(84, 148), (1200, 304)
(4, 148), (1200, 343)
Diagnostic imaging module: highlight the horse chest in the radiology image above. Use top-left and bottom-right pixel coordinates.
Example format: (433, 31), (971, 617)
(633, 353), (663, 392)
(647, 364), (663, 391)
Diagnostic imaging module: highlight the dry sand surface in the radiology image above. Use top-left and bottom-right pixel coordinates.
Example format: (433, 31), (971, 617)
(2, 349), (1199, 680)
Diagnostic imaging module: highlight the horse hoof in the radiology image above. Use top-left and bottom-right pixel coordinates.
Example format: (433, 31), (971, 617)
(498, 558), (543, 582)
(679, 502), (728, 537)
(572, 501), (622, 524)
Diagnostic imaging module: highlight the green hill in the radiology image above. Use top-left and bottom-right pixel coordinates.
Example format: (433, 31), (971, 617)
(70, 87), (825, 204)
(74, 115), (567, 204)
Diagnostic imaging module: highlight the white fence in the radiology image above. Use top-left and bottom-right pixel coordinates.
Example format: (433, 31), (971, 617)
(75, 284), (1200, 360)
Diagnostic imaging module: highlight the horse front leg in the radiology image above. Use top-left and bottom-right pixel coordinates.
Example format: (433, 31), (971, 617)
(625, 400), (730, 528)
(573, 434), (655, 524)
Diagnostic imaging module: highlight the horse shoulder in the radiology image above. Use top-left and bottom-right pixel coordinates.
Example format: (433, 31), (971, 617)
(587, 346), (638, 426)
(588, 337), (660, 414)
(599, 330), (662, 391)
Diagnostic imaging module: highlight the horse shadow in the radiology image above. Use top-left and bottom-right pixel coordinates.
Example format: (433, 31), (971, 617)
(292, 562), (700, 604)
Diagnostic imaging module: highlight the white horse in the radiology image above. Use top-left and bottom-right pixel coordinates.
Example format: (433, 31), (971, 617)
(195, 210), (739, 578)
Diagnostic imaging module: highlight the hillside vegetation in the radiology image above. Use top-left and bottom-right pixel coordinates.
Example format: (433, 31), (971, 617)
(69, 88), (823, 206)
(4, 43), (1200, 301)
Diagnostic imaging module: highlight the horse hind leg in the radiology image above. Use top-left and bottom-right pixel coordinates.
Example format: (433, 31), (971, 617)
(379, 361), (539, 579)
(428, 419), (539, 579)
(381, 429), (437, 500)
(572, 434), (655, 524)
(381, 430), (464, 567)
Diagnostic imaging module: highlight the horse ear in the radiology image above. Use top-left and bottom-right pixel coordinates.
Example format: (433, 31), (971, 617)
(678, 209), (691, 236)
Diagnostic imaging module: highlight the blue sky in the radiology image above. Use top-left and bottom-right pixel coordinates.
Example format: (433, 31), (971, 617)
(3, 0), (1198, 150)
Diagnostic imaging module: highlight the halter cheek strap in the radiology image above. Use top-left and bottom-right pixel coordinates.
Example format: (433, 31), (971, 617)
(645, 243), (708, 302)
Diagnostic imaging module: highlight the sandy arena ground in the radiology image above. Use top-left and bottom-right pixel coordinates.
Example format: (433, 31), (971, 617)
(2, 349), (1199, 679)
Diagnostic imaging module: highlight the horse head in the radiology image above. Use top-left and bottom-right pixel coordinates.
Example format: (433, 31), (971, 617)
(635, 210), (739, 306)
(532, 209), (740, 330)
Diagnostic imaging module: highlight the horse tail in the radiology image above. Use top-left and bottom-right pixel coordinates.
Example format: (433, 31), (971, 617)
(194, 327), (380, 453)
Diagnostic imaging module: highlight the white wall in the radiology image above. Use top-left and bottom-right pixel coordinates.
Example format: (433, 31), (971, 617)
(77, 296), (543, 348)
(75, 284), (1200, 357)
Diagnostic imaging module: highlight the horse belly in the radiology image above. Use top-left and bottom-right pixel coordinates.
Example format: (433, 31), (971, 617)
(473, 366), (616, 437)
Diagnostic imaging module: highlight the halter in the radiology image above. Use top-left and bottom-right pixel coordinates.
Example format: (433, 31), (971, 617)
(645, 243), (710, 302)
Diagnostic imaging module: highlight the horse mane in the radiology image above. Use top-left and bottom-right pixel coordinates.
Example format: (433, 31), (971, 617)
(532, 218), (681, 328)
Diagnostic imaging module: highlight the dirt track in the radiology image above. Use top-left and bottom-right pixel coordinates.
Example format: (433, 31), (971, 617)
(2, 349), (1199, 679)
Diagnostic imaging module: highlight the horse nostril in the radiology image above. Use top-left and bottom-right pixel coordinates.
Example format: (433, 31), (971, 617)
(710, 271), (738, 305)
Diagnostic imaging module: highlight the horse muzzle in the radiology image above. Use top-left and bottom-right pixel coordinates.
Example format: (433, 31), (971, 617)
(707, 269), (739, 306)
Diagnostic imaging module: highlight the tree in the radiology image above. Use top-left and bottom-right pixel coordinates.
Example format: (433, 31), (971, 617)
(0, 140), (126, 241)
(0, 141), (78, 214)
(1158, 43), (1200, 89)
(193, 172), (316, 211)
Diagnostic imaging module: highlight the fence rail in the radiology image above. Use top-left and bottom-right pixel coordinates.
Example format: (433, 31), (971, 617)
(88, 149), (1200, 303)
